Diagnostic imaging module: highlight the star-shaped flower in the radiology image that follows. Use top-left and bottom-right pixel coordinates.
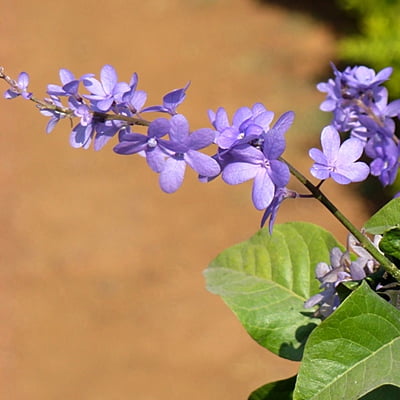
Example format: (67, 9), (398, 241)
(309, 125), (370, 184)
(221, 111), (294, 210)
(83, 65), (130, 111)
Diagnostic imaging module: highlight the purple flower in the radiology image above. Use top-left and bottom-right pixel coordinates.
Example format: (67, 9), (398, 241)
(70, 123), (94, 149)
(83, 65), (130, 111)
(158, 114), (220, 193)
(260, 187), (297, 233)
(121, 72), (147, 114)
(115, 114), (220, 193)
(208, 103), (274, 149)
(317, 64), (395, 134)
(4, 72), (31, 99)
(40, 95), (68, 133)
(142, 82), (190, 115)
(47, 69), (82, 98)
(365, 134), (399, 186)
(222, 111), (294, 210)
(340, 65), (392, 90)
(68, 97), (92, 126)
(309, 125), (370, 184)
(92, 120), (123, 151)
(114, 117), (171, 172)
(304, 234), (380, 318)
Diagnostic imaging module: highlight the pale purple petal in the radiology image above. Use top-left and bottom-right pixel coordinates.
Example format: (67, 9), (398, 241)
(148, 118), (170, 138)
(169, 114), (189, 143)
(335, 162), (369, 182)
(309, 148), (327, 165)
(188, 128), (216, 150)
(59, 69), (75, 85)
(337, 138), (364, 163)
(268, 160), (290, 187)
(100, 64), (118, 94)
(145, 147), (167, 173)
(185, 150), (221, 177)
(70, 124), (93, 149)
(130, 90), (147, 111)
(83, 77), (106, 96)
(18, 72), (30, 89)
(321, 126), (340, 162)
(159, 158), (186, 193)
(96, 97), (114, 111)
(252, 169), (274, 210)
(211, 107), (229, 131)
(253, 111), (274, 129)
(330, 171), (352, 184)
(222, 162), (258, 185)
(232, 107), (252, 127)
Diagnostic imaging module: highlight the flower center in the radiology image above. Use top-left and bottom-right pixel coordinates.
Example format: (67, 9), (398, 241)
(148, 137), (158, 148)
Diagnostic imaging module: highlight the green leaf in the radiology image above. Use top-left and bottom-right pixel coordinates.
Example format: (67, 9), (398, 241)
(364, 198), (400, 235)
(379, 228), (400, 260)
(248, 375), (296, 400)
(204, 222), (342, 361)
(294, 281), (400, 400)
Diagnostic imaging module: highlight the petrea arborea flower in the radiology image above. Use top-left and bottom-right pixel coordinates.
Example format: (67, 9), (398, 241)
(317, 64), (400, 187)
(47, 68), (82, 98)
(365, 133), (400, 186)
(68, 97), (92, 126)
(83, 64), (130, 112)
(304, 234), (380, 318)
(208, 103), (274, 150)
(157, 114), (220, 193)
(222, 111), (294, 210)
(114, 117), (171, 173)
(142, 82), (190, 115)
(115, 114), (220, 193)
(40, 95), (68, 133)
(70, 122), (94, 149)
(121, 72), (147, 115)
(4, 72), (32, 100)
(309, 125), (369, 184)
(260, 187), (297, 233)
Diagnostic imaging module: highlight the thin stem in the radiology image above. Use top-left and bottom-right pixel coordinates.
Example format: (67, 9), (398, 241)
(29, 96), (151, 127)
(281, 156), (400, 282)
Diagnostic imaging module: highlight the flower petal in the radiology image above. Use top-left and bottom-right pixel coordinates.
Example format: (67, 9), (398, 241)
(252, 169), (274, 210)
(185, 150), (221, 177)
(159, 158), (186, 193)
(222, 162), (258, 185)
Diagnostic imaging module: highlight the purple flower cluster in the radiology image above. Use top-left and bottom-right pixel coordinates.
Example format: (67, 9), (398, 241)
(8, 63), (400, 232)
(36, 65), (192, 153)
(304, 234), (381, 318)
(2, 65), (298, 230)
(115, 114), (220, 193)
(316, 64), (400, 186)
(4, 71), (32, 100)
(208, 105), (296, 230)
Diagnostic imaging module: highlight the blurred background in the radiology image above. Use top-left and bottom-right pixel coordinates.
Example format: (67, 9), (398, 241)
(0, 0), (386, 398)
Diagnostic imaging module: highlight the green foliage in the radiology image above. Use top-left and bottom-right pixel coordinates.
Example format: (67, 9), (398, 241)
(294, 281), (400, 399)
(204, 222), (341, 360)
(205, 210), (400, 398)
(337, 0), (400, 97)
(364, 198), (400, 235)
(379, 228), (400, 261)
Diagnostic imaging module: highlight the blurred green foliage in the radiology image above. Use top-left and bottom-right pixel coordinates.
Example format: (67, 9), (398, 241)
(337, 0), (400, 98)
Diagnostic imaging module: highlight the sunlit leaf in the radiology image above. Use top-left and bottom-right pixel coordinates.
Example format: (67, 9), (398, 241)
(294, 282), (400, 399)
(204, 222), (342, 360)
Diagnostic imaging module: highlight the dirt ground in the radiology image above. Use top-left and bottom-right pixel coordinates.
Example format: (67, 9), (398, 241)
(1, 1), (371, 399)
